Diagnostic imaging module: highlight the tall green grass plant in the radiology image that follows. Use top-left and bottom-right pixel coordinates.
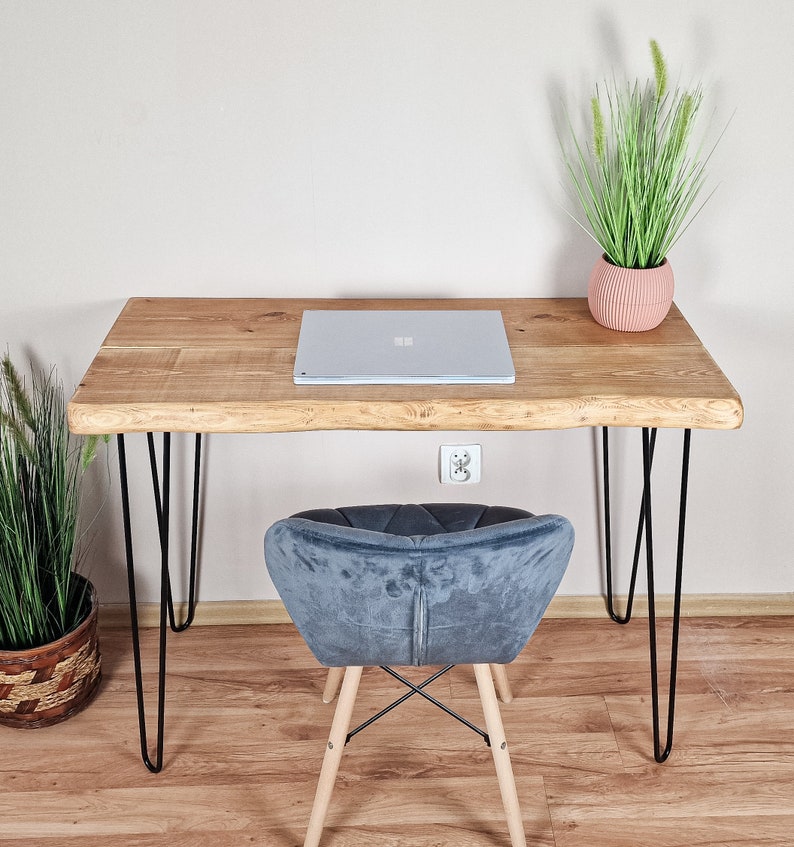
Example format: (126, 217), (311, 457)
(0, 354), (102, 650)
(562, 40), (720, 269)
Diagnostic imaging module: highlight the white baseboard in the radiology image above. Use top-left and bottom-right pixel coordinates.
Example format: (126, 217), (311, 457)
(99, 593), (794, 628)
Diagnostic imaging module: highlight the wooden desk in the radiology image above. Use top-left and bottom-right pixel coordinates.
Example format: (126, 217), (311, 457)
(68, 297), (742, 434)
(68, 297), (742, 772)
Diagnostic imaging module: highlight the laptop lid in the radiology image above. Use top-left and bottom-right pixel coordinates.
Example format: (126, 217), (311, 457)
(293, 310), (515, 385)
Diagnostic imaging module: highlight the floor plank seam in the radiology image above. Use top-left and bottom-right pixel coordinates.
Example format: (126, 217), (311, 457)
(603, 692), (629, 772)
(541, 773), (559, 847)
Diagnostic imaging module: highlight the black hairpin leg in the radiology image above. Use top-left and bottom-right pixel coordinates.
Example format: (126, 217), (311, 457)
(602, 426), (691, 763)
(147, 432), (202, 632)
(603, 427), (657, 624)
(117, 432), (203, 773)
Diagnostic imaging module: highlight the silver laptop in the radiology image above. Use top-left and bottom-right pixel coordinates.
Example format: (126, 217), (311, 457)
(293, 310), (515, 385)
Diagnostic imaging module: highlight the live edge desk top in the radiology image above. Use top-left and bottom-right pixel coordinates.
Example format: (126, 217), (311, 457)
(67, 297), (743, 436)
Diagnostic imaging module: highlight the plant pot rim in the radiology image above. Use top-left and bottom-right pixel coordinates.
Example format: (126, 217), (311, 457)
(600, 254), (669, 270)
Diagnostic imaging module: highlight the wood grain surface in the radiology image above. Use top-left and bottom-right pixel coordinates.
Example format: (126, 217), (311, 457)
(67, 298), (743, 434)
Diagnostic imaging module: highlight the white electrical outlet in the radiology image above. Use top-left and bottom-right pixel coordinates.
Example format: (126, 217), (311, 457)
(439, 444), (482, 484)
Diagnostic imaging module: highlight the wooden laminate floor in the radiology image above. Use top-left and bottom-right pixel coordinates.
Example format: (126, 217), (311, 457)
(1, 616), (792, 847)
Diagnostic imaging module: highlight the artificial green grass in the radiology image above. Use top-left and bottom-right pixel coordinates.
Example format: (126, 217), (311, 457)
(562, 39), (718, 269)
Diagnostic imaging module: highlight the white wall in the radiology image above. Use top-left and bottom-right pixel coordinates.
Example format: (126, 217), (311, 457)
(2, 1), (791, 604)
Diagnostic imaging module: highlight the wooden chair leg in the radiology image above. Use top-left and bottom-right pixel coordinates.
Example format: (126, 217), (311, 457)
(304, 666), (363, 847)
(322, 667), (345, 703)
(490, 663), (513, 704)
(473, 664), (526, 847)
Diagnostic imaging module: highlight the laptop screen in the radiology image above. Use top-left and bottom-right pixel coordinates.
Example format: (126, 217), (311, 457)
(293, 310), (515, 385)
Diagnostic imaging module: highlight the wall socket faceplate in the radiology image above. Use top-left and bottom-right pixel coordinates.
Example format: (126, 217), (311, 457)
(439, 444), (482, 484)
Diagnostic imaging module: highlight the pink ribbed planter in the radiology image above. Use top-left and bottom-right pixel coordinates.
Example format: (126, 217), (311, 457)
(588, 255), (675, 332)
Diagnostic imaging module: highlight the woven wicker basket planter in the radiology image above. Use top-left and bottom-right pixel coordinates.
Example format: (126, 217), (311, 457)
(0, 577), (101, 729)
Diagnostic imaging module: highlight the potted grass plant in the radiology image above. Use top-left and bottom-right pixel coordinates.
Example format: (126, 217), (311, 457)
(0, 353), (104, 728)
(561, 39), (719, 331)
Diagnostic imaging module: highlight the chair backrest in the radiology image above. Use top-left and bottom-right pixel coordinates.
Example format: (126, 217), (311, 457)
(265, 503), (574, 668)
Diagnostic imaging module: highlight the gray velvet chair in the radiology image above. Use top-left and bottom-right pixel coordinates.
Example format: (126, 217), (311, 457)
(265, 503), (574, 847)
